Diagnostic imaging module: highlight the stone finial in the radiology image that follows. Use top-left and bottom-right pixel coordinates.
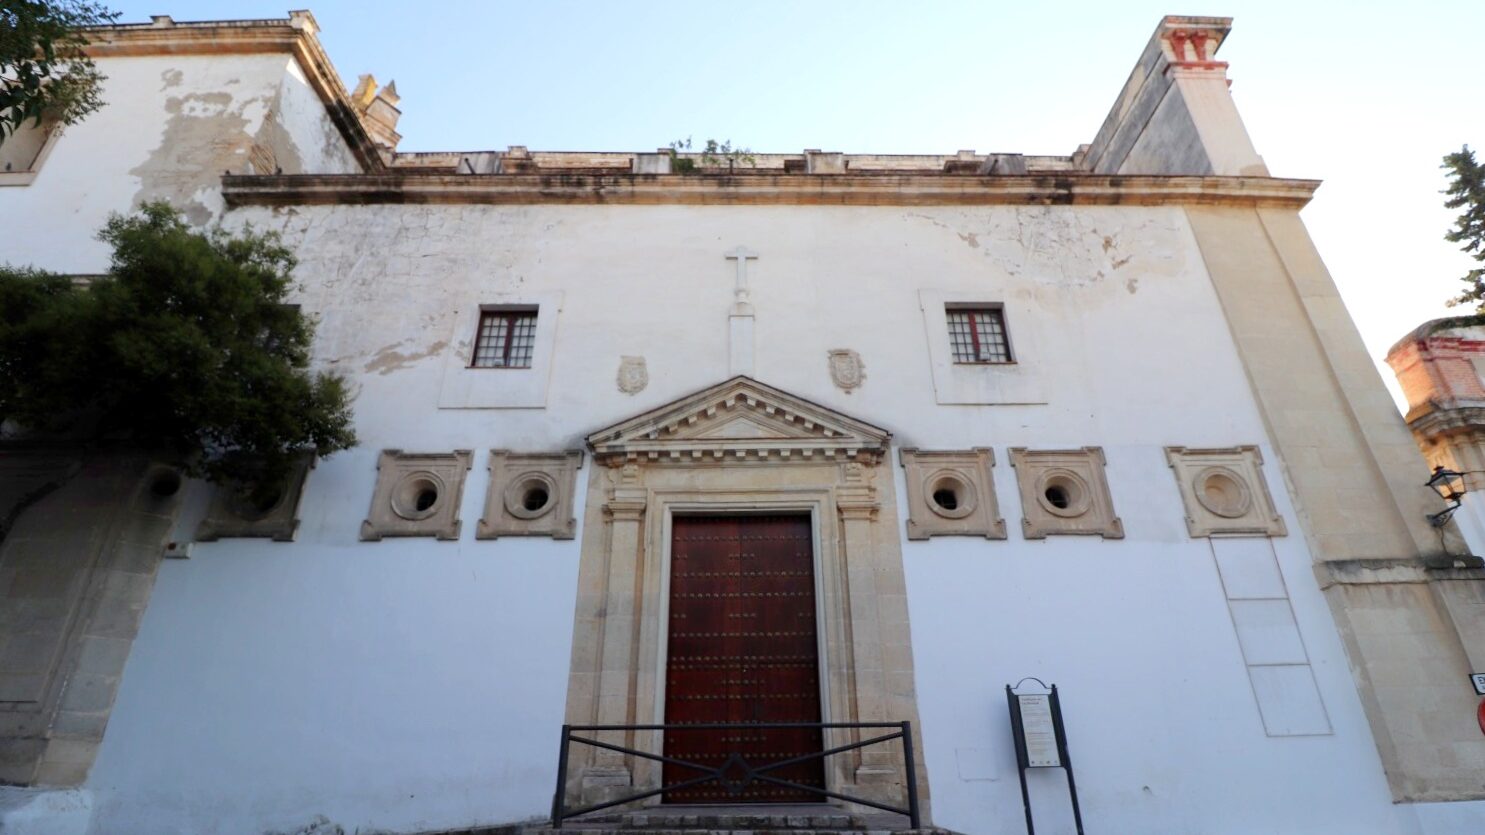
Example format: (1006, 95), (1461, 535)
(1156, 16), (1231, 73)
(288, 10), (320, 35)
(149, 15), (174, 27)
(351, 74), (403, 151)
(351, 74), (377, 109)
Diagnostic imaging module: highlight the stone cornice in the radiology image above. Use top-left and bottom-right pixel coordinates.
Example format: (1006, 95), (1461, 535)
(1317, 557), (1485, 587)
(81, 15), (385, 173)
(1406, 403), (1485, 438)
(220, 171), (1318, 208)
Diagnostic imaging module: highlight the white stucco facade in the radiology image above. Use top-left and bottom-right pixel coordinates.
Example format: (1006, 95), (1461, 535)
(68, 203), (1436, 834)
(4, 12), (1485, 835)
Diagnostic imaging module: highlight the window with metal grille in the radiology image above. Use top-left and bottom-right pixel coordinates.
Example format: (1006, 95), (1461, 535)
(471, 308), (538, 368)
(946, 307), (1013, 364)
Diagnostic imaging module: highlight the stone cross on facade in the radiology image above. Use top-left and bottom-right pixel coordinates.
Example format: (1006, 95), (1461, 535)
(725, 246), (758, 377)
(725, 246), (758, 313)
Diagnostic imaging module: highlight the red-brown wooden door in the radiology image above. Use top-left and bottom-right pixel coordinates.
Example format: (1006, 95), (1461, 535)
(663, 515), (825, 803)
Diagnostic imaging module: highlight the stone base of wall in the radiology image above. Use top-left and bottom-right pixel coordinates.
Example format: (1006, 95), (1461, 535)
(0, 450), (184, 788)
(1321, 559), (1485, 801)
(0, 787), (92, 835)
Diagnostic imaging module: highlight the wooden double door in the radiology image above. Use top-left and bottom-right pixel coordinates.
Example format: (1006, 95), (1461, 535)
(663, 515), (825, 803)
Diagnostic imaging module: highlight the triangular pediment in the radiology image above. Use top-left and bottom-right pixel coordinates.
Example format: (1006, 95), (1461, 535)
(587, 376), (891, 464)
(694, 413), (814, 440)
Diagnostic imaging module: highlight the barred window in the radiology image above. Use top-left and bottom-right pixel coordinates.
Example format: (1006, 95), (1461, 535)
(471, 309), (538, 368)
(947, 307), (1013, 364)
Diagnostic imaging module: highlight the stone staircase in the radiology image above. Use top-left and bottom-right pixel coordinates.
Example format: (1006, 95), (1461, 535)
(421, 807), (959, 835)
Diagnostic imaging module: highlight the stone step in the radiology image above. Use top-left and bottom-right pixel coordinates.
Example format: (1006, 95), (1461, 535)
(521, 812), (955, 835)
(528, 826), (956, 832)
(414, 809), (959, 835)
(617, 813), (860, 828)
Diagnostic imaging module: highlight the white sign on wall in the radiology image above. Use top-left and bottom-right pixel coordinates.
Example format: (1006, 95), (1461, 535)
(1017, 694), (1063, 768)
(1470, 673), (1485, 696)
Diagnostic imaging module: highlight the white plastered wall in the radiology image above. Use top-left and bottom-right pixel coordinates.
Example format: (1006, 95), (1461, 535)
(0, 51), (358, 274)
(73, 202), (1472, 834)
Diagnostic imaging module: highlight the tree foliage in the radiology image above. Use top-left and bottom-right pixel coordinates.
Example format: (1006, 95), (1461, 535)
(0, 202), (356, 487)
(0, 0), (119, 144)
(1444, 145), (1485, 311)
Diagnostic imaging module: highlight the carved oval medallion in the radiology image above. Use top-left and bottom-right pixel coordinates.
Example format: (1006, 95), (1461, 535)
(828, 349), (865, 393)
(617, 356), (648, 395)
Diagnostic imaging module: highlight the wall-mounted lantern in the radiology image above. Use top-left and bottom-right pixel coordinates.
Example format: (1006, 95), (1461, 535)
(1427, 465), (1467, 526)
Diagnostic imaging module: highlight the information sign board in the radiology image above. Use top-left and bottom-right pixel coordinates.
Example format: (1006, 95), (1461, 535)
(1016, 694), (1062, 768)
(1470, 673), (1485, 696)
(1005, 681), (1085, 835)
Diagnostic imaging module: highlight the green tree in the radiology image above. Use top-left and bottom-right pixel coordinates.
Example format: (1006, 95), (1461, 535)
(0, 202), (356, 488)
(1444, 145), (1485, 311)
(1, 0), (119, 144)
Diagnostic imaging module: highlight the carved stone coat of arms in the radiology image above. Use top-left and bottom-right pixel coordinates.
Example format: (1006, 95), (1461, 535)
(617, 356), (648, 394)
(827, 349), (864, 393)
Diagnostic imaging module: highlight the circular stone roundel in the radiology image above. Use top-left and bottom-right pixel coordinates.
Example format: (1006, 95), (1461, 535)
(504, 471), (558, 520)
(1034, 469), (1092, 518)
(391, 470), (446, 521)
(924, 469), (977, 519)
(1194, 466), (1253, 519)
(226, 483), (287, 522)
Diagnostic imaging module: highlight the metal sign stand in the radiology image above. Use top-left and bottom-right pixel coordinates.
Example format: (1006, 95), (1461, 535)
(1006, 679), (1086, 835)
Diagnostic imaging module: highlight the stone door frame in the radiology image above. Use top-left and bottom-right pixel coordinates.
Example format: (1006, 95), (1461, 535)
(562, 376), (928, 815)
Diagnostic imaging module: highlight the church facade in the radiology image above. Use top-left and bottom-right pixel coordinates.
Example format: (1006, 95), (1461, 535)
(3, 11), (1485, 835)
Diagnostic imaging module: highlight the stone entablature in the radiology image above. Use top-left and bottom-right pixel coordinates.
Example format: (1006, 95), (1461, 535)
(222, 172), (1319, 209)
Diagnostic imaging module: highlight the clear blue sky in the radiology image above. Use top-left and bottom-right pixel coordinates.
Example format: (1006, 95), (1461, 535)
(110, 1), (1485, 403)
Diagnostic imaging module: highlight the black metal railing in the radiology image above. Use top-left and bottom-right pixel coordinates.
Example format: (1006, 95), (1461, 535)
(550, 721), (920, 829)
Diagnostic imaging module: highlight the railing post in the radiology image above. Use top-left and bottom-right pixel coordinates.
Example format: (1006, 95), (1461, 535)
(551, 724), (572, 828)
(900, 721), (921, 831)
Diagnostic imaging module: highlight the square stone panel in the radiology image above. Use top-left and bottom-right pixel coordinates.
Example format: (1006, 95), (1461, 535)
(1248, 664), (1332, 736)
(360, 450), (473, 541)
(477, 450), (583, 539)
(1008, 447), (1123, 539)
(195, 454), (314, 542)
(899, 448), (1006, 540)
(1165, 446), (1286, 538)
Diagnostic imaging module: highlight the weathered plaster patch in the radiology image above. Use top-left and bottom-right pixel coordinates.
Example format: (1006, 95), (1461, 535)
(907, 208), (1186, 291)
(363, 341), (448, 375)
(129, 91), (268, 225)
(159, 69), (182, 90)
(253, 107), (304, 174)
